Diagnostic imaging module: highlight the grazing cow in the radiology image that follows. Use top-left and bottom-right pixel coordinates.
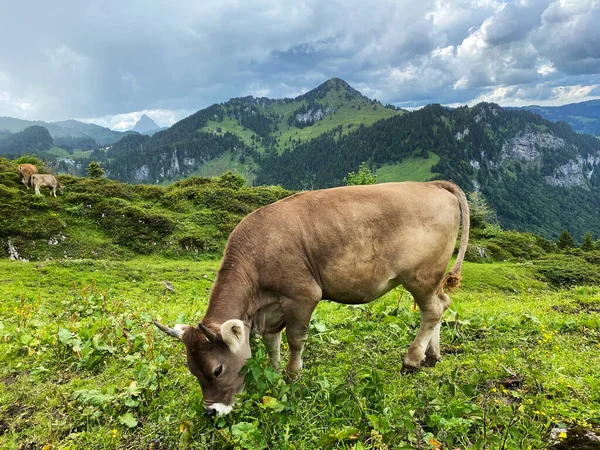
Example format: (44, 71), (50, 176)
(155, 181), (470, 416)
(30, 174), (63, 197)
(17, 164), (38, 190)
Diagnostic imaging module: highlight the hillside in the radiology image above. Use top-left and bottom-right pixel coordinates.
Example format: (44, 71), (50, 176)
(102, 78), (401, 184)
(516, 100), (600, 136)
(0, 116), (133, 147)
(0, 157), (292, 261)
(256, 103), (600, 239)
(0, 126), (54, 155)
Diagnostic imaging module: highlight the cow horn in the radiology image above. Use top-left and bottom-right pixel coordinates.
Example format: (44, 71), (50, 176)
(154, 321), (186, 340)
(198, 323), (219, 343)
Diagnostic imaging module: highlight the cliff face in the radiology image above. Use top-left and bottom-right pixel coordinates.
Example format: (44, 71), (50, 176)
(498, 130), (600, 188)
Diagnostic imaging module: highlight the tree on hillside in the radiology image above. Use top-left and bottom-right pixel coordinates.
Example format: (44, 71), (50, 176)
(581, 232), (595, 251)
(344, 162), (376, 186)
(468, 191), (495, 229)
(87, 161), (105, 178)
(217, 171), (245, 190)
(15, 155), (45, 169)
(556, 229), (575, 249)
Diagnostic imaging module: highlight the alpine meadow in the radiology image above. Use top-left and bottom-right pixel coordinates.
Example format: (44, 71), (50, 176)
(2, 75), (600, 450)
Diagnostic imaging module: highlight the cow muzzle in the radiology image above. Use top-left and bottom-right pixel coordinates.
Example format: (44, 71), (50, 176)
(204, 403), (233, 417)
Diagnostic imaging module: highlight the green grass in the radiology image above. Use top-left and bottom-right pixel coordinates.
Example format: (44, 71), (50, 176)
(568, 115), (597, 124)
(376, 152), (440, 183)
(203, 118), (257, 149)
(195, 151), (256, 185)
(46, 147), (94, 159)
(1, 258), (599, 449)
(271, 96), (398, 155)
(46, 146), (70, 158)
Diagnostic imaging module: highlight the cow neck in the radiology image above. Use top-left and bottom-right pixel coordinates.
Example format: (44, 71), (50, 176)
(203, 256), (255, 328)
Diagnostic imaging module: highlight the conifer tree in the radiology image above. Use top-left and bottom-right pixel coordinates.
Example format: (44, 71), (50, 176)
(581, 232), (595, 251)
(87, 161), (105, 178)
(556, 229), (574, 249)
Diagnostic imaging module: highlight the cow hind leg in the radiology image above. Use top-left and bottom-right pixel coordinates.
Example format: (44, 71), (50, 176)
(423, 291), (452, 367)
(263, 331), (282, 371)
(402, 290), (446, 372)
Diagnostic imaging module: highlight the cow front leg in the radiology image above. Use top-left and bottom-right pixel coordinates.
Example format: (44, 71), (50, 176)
(423, 322), (442, 367)
(282, 297), (319, 381)
(263, 331), (281, 371)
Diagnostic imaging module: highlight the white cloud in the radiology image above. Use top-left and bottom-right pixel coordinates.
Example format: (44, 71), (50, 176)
(0, 0), (598, 123)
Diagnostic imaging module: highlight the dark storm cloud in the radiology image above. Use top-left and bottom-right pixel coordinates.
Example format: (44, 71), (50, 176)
(0, 0), (598, 126)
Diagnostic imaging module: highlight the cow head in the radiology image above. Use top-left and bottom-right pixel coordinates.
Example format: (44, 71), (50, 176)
(154, 319), (251, 416)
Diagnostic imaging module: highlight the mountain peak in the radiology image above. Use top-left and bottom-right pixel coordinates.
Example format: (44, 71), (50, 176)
(132, 114), (159, 133)
(296, 77), (366, 103)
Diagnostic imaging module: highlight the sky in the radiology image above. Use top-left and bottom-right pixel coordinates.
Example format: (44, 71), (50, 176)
(0, 0), (599, 130)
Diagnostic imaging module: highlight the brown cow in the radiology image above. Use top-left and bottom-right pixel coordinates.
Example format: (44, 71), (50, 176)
(155, 181), (470, 416)
(30, 174), (63, 197)
(17, 164), (38, 190)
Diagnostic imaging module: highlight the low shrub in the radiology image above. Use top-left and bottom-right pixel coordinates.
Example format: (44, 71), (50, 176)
(92, 199), (175, 253)
(533, 254), (600, 287)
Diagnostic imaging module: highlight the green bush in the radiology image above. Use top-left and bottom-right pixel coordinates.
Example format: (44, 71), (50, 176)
(134, 184), (165, 200)
(169, 176), (212, 189)
(0, 159), (20, 188)
(533, 254), (600, 287)
(92, 199), (174, 253)
(217, 170), (246, 190)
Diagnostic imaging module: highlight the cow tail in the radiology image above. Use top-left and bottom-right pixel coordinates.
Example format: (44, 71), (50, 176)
(434, 181), (470, 290)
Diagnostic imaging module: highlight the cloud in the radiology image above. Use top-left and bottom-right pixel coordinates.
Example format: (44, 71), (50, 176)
(0, 0), (599, 125)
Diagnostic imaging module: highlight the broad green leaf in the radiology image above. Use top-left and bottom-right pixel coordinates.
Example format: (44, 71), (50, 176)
(118, 413), (138, 428)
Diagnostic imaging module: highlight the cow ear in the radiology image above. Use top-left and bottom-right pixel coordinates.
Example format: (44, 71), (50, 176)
(220, 319), (245, 353)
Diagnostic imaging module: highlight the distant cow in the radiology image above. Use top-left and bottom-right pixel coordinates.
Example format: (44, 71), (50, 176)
(155, 181), (470, 417)
(30, 174), (63, 197)
(17, 164), (38, 190)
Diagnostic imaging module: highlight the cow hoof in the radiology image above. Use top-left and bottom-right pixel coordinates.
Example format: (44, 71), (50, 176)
(284, 370), (300, 383)
(422, 354), (441, 367)
(401, 363), (421, 374)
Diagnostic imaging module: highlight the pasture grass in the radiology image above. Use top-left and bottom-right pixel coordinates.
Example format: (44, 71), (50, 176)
(376, 153), (440, 183)
(0, 259), (599, 449)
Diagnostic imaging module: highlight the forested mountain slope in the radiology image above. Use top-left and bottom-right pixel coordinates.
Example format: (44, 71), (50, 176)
(516, 100), (600, 136)
(99, 78), (401, 183)
(0, 116), (133, 147)
(256, 103), (600, 239)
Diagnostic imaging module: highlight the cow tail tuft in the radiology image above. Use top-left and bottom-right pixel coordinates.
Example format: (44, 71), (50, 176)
(444, 272), (462, 290)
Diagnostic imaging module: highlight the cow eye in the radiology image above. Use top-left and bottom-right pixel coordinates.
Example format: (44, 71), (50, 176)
(213, 365), (223, 378)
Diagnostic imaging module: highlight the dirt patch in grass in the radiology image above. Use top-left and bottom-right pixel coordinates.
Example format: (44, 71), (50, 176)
(0, 370), (29, 386)
(17, 443), (40, 450)
(0, 418), (9, 435)
(550, 427), (600, 449)
(2, 403), (37, 434)
(552, 301), (600, 314)
(5, 403), (35, 420)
